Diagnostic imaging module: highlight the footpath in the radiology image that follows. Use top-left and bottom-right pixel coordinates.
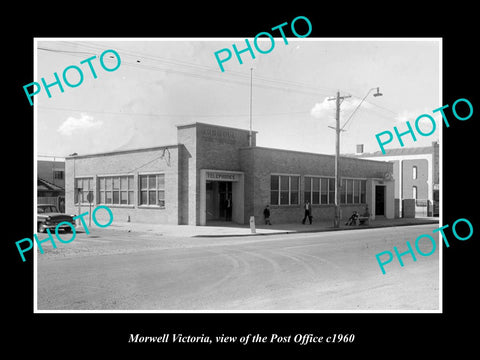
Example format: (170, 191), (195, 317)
(108, 217), (439, 238)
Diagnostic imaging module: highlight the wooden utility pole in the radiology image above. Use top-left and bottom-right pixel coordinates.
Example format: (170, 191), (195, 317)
(249, 67), (253, 147)
(328, 91), (351, 228)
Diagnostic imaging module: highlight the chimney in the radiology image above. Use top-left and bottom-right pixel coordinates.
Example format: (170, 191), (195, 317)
(356, 144), (364, 154)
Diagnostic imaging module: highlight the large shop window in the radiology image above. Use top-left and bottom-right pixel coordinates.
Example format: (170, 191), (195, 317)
(98, 176), (134, 205)
(139, 174), (165, 207)
(75, 177), (93, 204)
(304, 177), (335, 205)
(340, 179), (366, 205)
(270, 175), (300, 205)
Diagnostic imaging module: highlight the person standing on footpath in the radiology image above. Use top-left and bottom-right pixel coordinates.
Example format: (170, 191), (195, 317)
(302, 200), (313, 224)
(225, 195), (232, 221)
(263, 204), (272, 225)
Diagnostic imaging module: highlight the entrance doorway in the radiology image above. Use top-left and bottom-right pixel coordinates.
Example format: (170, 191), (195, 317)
(200, 169), (244, 226)
(206, 181), (232, 222)
(375, 185), (385, 216)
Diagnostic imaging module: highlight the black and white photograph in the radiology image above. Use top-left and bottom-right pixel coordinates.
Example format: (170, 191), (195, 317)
(33, 38), (441, 312)
(6, 7), (479, 355)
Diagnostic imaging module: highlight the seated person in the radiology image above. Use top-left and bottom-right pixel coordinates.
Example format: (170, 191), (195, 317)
(345, 211), (359, 226)
(362, 205), (370, 218)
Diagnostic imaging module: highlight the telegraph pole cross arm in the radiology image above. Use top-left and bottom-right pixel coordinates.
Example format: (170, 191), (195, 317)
(327, 92), (352, 104)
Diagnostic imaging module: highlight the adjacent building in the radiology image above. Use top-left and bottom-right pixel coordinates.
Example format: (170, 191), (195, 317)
(348, 142), (439, 217)
(37, 157), (66, 212)
(65, 122), (395, 226)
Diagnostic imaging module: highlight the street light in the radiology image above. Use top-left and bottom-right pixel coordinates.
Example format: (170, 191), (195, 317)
(341, 87), (383, 132)
(330, 87), (383, 228)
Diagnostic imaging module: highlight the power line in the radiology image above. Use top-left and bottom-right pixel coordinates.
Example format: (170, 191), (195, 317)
(37, 105), (310, 118)
(38, 47), (98, 56)
(125, 150), (171, 173)
(39, 42), (336, 96)
(37, 43), (404, 122)
(36, 47), (398, 124)
(39, 45), (329, 97)
(348, 93), (398, 115)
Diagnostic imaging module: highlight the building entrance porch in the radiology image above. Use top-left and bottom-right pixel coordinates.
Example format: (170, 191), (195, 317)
(206, 181), (232, 222)
(199, 169), (244, 226)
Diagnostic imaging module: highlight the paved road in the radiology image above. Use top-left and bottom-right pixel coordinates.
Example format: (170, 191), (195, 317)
(36, 225), (440, 311)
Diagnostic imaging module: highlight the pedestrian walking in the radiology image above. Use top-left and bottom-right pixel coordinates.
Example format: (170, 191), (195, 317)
(302, 200), (313, 224)
(263, 205), (272, 225)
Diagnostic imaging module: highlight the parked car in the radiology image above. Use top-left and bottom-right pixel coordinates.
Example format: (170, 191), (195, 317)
(37, 204), (75, 233)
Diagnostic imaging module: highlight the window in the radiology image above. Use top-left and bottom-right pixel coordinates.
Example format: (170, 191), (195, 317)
(353, 180), (360, 204)
(360, 180), (366, 204)
(340, 179), (346, 204)
(280, 175), (289, 205)
(270, 176), (279, 205)
(321, 178), (328, 204)
(328, 178), (335, 204)
(54, 170), (64, 180)
(311, 177), (319, 204)
(290, 176), (299, 205)
(412, 166), (417, 180)
(412, 186), (417, 200)
(75, 177), (93, 203)
(340, 178), (367, 204)
(304, 176), (320, 205)
(98, 176), (134, 205)
(305, 177), (332, 205)
(270, 175), (300, 205)
(347, 179), (353, 204)
(304, 176), (311, 204)
(139, 174), (165, 206)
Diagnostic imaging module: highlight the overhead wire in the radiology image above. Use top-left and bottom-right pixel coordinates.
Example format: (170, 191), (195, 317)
(37, 42), (403, 125)
(336, 91), (401, 132)
(38, 45), (330, 98)
(36, 43), (335, 123)
(37, 104), (310, 118)
(43, 41), (338, 96)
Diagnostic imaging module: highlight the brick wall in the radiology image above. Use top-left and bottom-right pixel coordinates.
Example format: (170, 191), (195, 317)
(240, 147), (393, 224)
(196, 123), (254, 171)
(177, 144), (189, 225)
(179, 122), (254, 225)
(65, 146), (181, 225)
(177, 125), (197, 225)
(239, 147), (255, 222)
(402, 159), (428, 200)
(402, 199), (416, 218)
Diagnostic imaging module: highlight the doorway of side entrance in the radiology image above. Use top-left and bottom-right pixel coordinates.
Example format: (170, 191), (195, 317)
(206, 181), (232, 222)
(375, 185), (386, 216)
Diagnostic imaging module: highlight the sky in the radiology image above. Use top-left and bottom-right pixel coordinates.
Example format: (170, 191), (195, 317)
(35, 38), (441, 159)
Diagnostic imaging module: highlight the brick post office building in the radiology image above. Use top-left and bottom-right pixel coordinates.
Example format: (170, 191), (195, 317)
(65, 122), (395, 226)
